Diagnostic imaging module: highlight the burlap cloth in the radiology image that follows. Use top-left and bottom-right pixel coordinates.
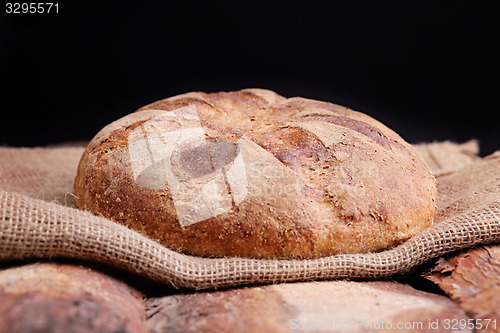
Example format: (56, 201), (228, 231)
(0, 141), (499, 290)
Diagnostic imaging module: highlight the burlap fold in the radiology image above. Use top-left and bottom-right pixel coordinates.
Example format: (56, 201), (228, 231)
(0, 143), (499, 290)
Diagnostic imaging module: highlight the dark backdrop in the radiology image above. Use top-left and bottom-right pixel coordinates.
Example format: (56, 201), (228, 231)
(1, 1), (498, 155)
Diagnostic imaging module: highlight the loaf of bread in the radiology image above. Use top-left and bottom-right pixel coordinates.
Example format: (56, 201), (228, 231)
(74, 89), (437, 259)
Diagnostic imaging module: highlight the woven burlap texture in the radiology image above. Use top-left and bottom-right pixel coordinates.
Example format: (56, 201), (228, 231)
(1, 141), (499, 290)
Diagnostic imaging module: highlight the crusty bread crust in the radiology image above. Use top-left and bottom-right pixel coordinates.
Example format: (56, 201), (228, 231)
(74, 89), (437, 259)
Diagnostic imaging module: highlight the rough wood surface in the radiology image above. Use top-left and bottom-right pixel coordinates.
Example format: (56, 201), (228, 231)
(146, 280), (471, 333)
(424, 245), (500, 333)
(0, 263), (149, 333)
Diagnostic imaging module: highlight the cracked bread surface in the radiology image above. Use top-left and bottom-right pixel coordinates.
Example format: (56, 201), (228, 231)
(74, 89), (437, 259)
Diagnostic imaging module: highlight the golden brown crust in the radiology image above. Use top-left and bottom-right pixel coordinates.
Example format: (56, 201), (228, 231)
(74, 89), (437, 259)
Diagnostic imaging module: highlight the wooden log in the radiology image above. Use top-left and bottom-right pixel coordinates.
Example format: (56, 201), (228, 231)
(424, 245), (500, 333)
(146, 280), (471, 332)
(0, 262), (149, 333)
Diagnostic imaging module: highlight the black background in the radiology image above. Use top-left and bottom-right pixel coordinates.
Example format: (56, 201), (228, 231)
(0, 1), (498, 155)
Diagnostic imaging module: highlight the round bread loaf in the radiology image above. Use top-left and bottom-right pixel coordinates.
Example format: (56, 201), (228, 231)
(74, 89), (437, 259)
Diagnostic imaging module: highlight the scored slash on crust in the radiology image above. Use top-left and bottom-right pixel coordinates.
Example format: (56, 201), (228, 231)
(127, 105), (248, 227)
